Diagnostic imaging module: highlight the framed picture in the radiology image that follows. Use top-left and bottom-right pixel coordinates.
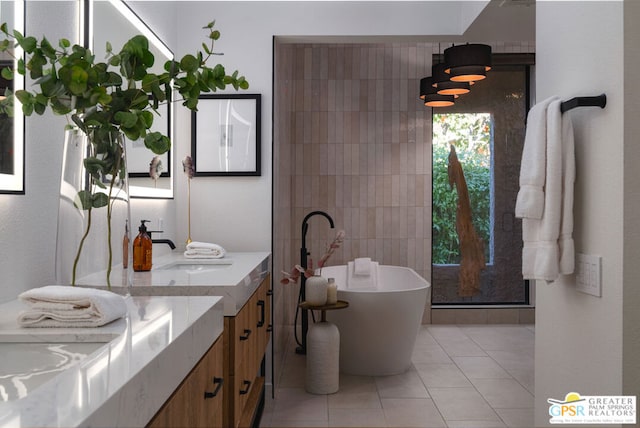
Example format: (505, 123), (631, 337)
(127, 102), (171, 177)
(191, 94), (261, 176)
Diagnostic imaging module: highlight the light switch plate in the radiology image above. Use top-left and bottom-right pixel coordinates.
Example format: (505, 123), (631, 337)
(575, 253), (602, 297)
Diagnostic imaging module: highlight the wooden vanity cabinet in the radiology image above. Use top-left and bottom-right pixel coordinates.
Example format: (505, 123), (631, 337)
(224, 274), (272, 427)
(147, 335), (224, 428)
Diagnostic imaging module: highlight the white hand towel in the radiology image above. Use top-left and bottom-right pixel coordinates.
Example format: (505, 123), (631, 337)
(515, 96), (559, 219)
(17, 285), (127, 328)
(185, 242), (226, 258)
(347, 261), (378, 289)
(353, 257), (372, 276)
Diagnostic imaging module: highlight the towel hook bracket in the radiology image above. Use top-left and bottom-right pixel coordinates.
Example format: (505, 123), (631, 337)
(560, 94), (606, 113)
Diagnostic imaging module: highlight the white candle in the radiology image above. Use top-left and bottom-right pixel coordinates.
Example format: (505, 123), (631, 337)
(326, 278), (338, 304)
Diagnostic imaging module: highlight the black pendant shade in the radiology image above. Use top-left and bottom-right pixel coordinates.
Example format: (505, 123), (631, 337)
(444, 43), (492, 82)
(432, 63), (471, 96)
(418, 43), (491, 107)
(420, 76), (455, 107)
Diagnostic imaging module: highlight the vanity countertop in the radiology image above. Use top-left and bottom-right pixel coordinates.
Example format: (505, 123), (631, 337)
(0, 295), (224, 428)
(76, 252), (271, 316)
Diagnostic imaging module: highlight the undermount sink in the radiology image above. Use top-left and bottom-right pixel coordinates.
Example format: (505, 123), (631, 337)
(155, 259), (233, 272)
(0, 341), (108, 402)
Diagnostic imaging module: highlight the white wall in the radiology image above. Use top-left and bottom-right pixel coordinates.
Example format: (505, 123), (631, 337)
(622, 0), (640, 398)
(0, 1), (488, 298)
(0, 1), (178, 303)
(534, 2), (631, 426)
(0, 2), (78, 303)
(168, 1), (490, 253)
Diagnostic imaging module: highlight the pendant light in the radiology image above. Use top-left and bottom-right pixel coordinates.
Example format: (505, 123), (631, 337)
(444, 43), (492, 82)
(420, 76), (454, 107)
(432, 63), (471, 96)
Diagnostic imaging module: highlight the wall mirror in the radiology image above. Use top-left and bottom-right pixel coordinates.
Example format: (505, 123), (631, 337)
(89, 0), (173, 198)
(0, 0), (24, 194)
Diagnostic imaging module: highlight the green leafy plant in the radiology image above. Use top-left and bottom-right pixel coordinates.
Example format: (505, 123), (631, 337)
(432, 113), (491, 265)
(0, 21), (249, 286)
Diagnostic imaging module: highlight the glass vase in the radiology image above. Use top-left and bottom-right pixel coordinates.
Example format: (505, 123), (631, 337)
(55, 127), (131, 287)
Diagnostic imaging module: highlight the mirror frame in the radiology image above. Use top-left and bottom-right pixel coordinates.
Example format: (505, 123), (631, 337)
(0, 0), (25, 194)
(87, 0), (174, 199)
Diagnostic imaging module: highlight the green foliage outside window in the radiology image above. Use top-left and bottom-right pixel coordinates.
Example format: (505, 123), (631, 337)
(432, 113), (492, 264)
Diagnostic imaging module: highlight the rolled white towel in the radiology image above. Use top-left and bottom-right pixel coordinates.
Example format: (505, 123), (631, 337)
(17, 285), (127, 328)
(353, 257), (372, 276)
(185, 242), (226, 258)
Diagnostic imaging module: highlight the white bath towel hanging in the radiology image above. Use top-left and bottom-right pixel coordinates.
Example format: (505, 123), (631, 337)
(17, 285), (127, 328)
(515, 96), (559, 219)
(518, 99), (575, 282)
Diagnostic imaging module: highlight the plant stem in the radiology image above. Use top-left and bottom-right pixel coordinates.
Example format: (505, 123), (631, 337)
(105, 141), (123, 289)
(186, 178), (192, 244)
(72, 206), (93, 286)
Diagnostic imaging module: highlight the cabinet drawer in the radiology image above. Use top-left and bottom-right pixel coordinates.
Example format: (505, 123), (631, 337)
(147, 336), (224, 428)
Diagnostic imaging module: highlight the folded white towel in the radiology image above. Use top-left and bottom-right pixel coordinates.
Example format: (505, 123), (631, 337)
(184, 251), (224, 259)
(17, 285), (127, 328)
(185, 242), (226, 258)
(347, 261), (378, 289)
(353, 257), (372, 276)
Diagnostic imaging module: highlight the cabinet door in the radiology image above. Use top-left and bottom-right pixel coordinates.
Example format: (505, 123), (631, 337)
(192, 337), (224, 427)
(147, 337), (224, 428)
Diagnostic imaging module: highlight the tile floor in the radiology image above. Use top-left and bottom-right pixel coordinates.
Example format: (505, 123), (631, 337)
(261, 324), (535, 427)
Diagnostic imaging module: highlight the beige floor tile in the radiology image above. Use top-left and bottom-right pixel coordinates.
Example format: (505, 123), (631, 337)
(271, 387), (329, 422)
(414, 363), (472, 388)
(375, 367), (430, 399)
(428, 387), (500, 421)
(326, 374), (381, 409)
(381, 398), (447, 427)
(327, 389), (382, 409)
(263, 419), (329, 427)
(445, 421), (506, 428)
(452, 356), (512, 379)
(411, 345), (453, 364)
(267, 324), (536, 428)
(494, 407), (535, 427)
(328, 408), (387, 427)
(470, 379), (534, 409)
(460, 325), (534, 352)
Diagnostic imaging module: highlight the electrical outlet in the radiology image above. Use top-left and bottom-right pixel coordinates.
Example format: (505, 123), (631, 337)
(575, 253), (602, 297)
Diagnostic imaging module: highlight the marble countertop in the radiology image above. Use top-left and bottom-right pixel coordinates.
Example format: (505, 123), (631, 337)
(76, 252), (271, 316)
(0, 295), (224, 428)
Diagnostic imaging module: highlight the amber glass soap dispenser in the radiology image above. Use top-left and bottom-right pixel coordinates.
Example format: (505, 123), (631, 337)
(133, 220), (152, 271)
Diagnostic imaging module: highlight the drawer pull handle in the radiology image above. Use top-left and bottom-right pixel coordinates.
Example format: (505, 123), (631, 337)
(257, 300), (265, 327)
(240, 380), (252, 395)
(204, 377), (223, 399)
(240, 329), (252, 341)
(267, 289), (273, 296)
(267, 324), (273, 333)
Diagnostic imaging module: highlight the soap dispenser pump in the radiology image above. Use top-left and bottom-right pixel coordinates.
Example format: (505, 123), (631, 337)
(133, 220), (153, 272)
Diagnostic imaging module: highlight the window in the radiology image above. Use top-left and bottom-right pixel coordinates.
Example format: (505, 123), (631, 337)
(431, 56), (532, 305)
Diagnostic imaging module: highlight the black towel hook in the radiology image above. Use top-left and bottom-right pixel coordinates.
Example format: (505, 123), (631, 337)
(560, 94), (607, 113)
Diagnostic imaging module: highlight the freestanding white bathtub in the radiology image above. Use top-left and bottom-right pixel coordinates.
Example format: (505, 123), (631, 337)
(321, 264), (430, 376)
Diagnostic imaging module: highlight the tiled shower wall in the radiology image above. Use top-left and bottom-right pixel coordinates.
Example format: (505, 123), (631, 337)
(274, 42), (435, 335)
(272, 41), (536, 379)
